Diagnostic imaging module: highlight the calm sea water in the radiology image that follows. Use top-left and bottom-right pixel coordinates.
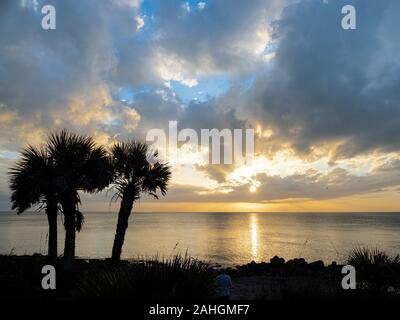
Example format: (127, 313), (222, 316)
(1, 212), (400, 266)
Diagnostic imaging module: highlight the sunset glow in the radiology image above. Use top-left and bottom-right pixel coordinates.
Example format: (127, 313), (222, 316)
(1, 0), (400, 213)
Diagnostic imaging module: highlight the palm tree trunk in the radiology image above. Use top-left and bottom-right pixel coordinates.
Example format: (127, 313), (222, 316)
(46, 199), (58, 263)
(62, 200), (76, 271)
(111, 195), (134, 263)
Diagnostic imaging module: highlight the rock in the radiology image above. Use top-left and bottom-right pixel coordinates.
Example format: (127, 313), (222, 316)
(259, 262), (269, 271)
(326, 261), (341, 274)
(286, 258), (307, 268)
(309, 260), (325, 271)
(247, 260), (259, 273)
(270, 256), (285, 267)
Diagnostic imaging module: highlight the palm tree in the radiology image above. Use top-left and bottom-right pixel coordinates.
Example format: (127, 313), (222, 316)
(46, 130), (113, 270)
(110, 141), (171, 263)
(9, 146), (59, 262)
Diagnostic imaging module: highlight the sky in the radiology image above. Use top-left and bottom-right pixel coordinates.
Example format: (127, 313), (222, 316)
(1, 0), (400, 212)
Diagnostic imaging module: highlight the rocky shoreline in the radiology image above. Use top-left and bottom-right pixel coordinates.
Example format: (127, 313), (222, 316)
(219, 256), (347, 299)
(1, 254), (399, 300)
(222, 256), (340, 277)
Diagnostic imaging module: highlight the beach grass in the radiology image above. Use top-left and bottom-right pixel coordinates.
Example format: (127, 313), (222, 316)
(74, 253), (215, 300)
(346, 247), (400, 292)
(0, 253), (215, 300)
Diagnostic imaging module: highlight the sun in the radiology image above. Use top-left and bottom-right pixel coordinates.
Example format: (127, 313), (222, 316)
(249, 185), (257, 193)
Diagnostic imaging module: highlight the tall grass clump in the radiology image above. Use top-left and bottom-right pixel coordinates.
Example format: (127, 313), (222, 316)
(347, 247), (400, 292)
(74, 253), (215, 300)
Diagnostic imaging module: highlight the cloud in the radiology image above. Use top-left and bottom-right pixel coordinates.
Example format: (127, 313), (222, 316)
(112, 0), (141, 8)
(135, 15), (145, 30)
(147, 0), (288, 79)
(1, 0), (400, 210)
(0, 0), (279, 149)
(162, 157), (400, 203)
(238, 0), (400, 161)
(0, 0), (145, 146)
(197, 2), (206, 11)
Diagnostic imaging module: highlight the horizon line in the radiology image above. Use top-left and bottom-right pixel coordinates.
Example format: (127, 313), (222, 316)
(1, 210), (400, 214)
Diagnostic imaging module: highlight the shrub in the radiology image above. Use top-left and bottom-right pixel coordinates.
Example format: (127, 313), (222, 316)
(73, 253), (215, 300)
(347, 247), (400, 292)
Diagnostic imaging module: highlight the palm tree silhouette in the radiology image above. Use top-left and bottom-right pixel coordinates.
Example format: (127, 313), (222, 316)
(110, 141), (171, 263)
(9, 146), (59, 262)
(47, 130), (113, 270)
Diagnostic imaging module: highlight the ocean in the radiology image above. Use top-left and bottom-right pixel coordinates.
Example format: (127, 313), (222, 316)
(1, 211), (400, 266)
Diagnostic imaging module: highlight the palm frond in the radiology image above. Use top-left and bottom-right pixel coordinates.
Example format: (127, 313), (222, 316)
(47, 130), (112, 193)
(8, 145), (55, 214)
(75, 210), (85, 232)
(110, 140), (171, 202)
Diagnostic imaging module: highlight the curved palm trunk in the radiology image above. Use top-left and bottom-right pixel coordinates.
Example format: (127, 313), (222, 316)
(111, 195), (134, 263)
(46, 198), (58, 263)
(62, 199), (76, 271)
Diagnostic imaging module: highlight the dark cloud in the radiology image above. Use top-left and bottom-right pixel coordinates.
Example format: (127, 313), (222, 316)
(0, 0), (122, 113)
(119, 88), (246, 143)
(239, 0), (400, 160)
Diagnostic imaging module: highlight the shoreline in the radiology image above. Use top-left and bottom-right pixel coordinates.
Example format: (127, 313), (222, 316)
(1, 253), (399, 300)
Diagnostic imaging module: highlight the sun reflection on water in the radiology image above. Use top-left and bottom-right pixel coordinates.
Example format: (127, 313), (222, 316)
(250, 213), (258, 261)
